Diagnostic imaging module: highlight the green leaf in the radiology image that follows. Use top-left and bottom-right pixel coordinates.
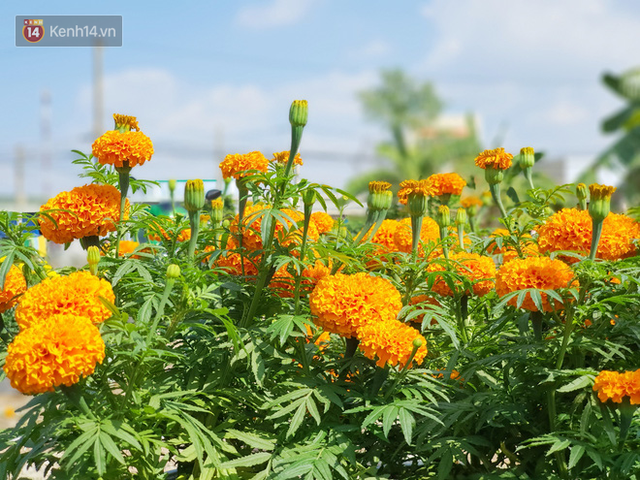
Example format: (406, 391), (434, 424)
(94, 436), (106, 476)
(546, 438), (570, 455)
(99, 431), (125, 465)
(398, 407), (415, 445)
(568, 445), (585, 470)
(382, 405), (398, 438)
(557, 375), (592, 393)
(225, 430), (275, 451)
(219, 452), (271, 469)
(287, 400), (307, 438)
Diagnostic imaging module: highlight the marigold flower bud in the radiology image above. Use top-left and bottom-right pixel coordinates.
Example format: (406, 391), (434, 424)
(455, 208), (468, 226)
(289, 100), (308, 128)
(437, 205), (451, 228)
(87, 246), (100, 275)
(211, 198), (224, 224)
(168, 179), (177, 194)
(184, 179), (205, 213)
(412, 338), (423, 349)
(519, 147), (535, 169)
(485, 166), (504, 186)
(576, 183), (588, 201)
(302, 189), (316, 206)
(113, 113), (139, 132)
(588, 183), (616, 222)
(166, 264), (181, 279)
(368, 188), (393, 212)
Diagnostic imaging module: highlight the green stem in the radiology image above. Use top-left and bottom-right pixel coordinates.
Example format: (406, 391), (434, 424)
(345, 337), (360, 359)
(115, 163), (131, 259)
(589, 219), (603, 261)
(411, 215), (424, 259)
(293, 205), (312, 315)
(469, 216), (477, 233)
(187, 211), (200, 262)
(281, 125), (304, 194)
(383, 342), (422, 400)
(523, 167), (535, 190)
(547, 389), (568, 478)
(457, 225), (465, 251)
(455, 294), (469, 344)
(439, 226), (449, 260)
(146, 278), (176, 345)
(531, 310), (543, 342)
(489, 183), (508, 219)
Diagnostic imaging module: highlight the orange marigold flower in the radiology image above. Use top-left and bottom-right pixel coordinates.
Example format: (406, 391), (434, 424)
(369, 181), (392, 193)
(3, 314), (105, 395)
(310, 211), (334, 234)
(15, 271), (115, 330)
(536, 208), (640, 262)
(357, 319), (427, 369)
(426, 173), (467, 197)
(117, 240), (140, 257)
(397, 179), (430, 205)
(39, 184), (129, 244)
(593, 370), (640, 404)
(427, 252), (496, 297)
(92, 130), (154, 168)
(393, 217), (440, 256)
(206, 240), (259, 278)
(495, 256), (575, 312)
(220, 151), (269, 180)
(460, 196), (483, 209)
(0, 264), (27, 313)
(368, 219), (400, 253)
(309, 272), (402, 338)
(474, 148), (513, 170)
(270, 259), (333, 298)
(272, 150), (303, 166)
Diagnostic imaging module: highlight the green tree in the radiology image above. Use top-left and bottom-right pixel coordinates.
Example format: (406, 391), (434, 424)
(586, 68), (640, 205)
(347, 69), (481, 194)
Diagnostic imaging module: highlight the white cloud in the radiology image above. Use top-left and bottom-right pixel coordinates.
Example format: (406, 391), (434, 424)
(350, 40), (392, 60)
(70, 67), (381, 188)
(236, 0), (316, 28)
(417, 0), (640, 159)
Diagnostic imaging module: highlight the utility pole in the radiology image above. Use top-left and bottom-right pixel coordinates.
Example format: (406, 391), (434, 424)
(93, 40), (104, 139)
(40, 90), (52, 198)
(15, 145), (26, 210)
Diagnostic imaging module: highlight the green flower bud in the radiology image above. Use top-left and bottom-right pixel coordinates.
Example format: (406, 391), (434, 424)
(168, 179), (177, 194)
(87, 246), (100, 276)
(408, 194), (427, 218)
(576, 183), (588, 201)
(437, 205), (451, 228)
(184, 179), (205, 213)
(455, 208), (468, 226)
(211, 198), (224, 224)
(302, 189), (316, 207)
(412, 338), (423, 349)
(588, 184), (616, 222)
(368, 181), (393, 212)
(289, 100), (308, 128)
(484, 166), (504, 186)
(519, 147), (535, 169)
(166, 264), (181, 279)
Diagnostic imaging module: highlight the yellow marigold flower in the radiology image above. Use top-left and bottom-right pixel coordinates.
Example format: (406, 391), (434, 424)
(460, 196), (483, 209)
(39, 184), (129, 244)
(393, 217), (440, 256)
(92, 130), (154, 168)
(425, 173), (467, 197)
(220, 151), (269, 180)
(0, 264), (27, 313)
(272, 150), (303, 166)
(357, 319), (427, 369)
(397, 179), (430, 205)
(474, 148), (513, 170)
(310, 211), (334, 234)
(536, 208), (640, 262)
(112, 113), (139, 131)
(589, 184), (617, 201)
(369, 181), (391, 193)
(309, 272), (402, 338)
(3, 314), (105, 395)
(593, 370), (640, 404)
(15, 271), (115, 330)
(427, 252), (496, 297)
(495, 256), (575, 312)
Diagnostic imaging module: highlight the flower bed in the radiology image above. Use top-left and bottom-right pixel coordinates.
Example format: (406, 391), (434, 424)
(1, 104), (640, 479)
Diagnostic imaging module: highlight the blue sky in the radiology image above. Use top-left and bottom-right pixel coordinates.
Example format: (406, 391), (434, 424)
(2, 0), (640, 201)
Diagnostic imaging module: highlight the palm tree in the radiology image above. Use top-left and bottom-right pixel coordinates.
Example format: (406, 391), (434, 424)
(347, 69), (481, 195)
(585, 68), (640, 206)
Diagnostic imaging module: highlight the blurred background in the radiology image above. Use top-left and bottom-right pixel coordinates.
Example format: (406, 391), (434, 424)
(3, 0), (640, 215)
